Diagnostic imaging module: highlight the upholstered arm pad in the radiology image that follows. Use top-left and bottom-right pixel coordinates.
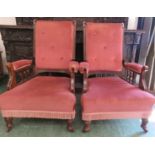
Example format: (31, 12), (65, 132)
(11, 59), (32, 71)
(79, 62), (89, 74)
(69, 61), (79, 73)
(123, 62), (148, 74)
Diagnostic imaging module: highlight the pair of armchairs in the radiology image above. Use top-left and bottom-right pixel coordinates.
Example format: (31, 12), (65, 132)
(0, 20), (154, 133)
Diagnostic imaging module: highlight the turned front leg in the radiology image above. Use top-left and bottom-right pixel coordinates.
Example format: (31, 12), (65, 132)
(141, 118), (148, 133)
(83, 121), (91, 132)
(67, 119), (74, 132)
(4, 117), (13, 132)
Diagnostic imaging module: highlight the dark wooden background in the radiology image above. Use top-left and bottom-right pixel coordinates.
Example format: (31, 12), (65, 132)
(0, 17), (144, 63)
(16, 17), (128, 30)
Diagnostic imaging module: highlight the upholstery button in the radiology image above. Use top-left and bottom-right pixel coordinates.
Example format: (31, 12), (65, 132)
(111, 57), (116, 61)
(93, 31), (97, 36)
(41, 57), (45, 61)
(60, 57), (64, 60)
(94, 58), (97, 61)
(50, 45), (55, 50)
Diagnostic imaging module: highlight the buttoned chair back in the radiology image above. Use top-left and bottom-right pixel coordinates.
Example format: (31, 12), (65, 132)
(84, 22), (124, 72)
(35, 20), (76, 71)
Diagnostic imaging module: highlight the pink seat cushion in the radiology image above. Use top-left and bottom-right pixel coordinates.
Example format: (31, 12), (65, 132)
(82, 77), (155, 113)
(0, 76), (75, 112)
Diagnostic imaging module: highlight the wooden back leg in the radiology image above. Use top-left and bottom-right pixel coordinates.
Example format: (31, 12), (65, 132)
(141, 118), (148, 133)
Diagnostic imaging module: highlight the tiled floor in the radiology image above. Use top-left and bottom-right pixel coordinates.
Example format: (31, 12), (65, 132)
(0, 76), (155, 137)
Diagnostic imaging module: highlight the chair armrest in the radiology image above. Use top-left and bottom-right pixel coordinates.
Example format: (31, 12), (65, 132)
(11, 59), (32, 71)
(69, 61), (79, 73)
(123, 61), (148, 90)
(7, 59), (33, 90)
(123, 62), (148, 74)
(80, 62), (89, 92)
(79, 62), (89, 74)
(69, 61), (79, 92)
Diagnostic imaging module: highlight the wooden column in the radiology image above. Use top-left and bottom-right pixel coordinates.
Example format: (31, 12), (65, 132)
(0, 51), (3, 78)
(145, 27), (155, 91)
(138, 17), (153, 65)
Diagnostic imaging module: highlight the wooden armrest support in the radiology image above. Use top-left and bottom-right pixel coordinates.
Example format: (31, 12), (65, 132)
(123, 61), (149, 90)
(69, 61), (79, 92)
(7, 59), (33, 90)
(80, 62), (89, 92)
(139, 66), (149, 90)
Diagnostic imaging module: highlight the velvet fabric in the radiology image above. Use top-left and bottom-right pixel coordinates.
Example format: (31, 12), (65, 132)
(0, 76), (75, 119)
(82, 77), (155, 120)
(12, 59), (32, 71)
(35, 20), (75, 70)
(85, 23), (123, 71)
(124, 62), (147, 73)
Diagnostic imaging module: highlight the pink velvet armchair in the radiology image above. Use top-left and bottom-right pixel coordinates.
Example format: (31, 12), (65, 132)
(0, 20), (79, 132)
(80, 22), (155, 132)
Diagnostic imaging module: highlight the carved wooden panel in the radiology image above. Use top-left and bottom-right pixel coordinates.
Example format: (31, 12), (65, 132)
(16, 17), (128, 29)
(0, 26), (33, 61)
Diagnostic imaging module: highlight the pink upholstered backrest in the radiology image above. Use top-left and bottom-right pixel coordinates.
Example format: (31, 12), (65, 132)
(35, 20), (75, 70)
(84, 22), (124, 71)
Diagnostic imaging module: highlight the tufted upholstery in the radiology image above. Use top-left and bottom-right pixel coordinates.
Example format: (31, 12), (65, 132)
(84, 23), (123, 71)
(0, 76), (75, 119)
(35, 20), (75, 70)
(82, 77), (155, 120)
